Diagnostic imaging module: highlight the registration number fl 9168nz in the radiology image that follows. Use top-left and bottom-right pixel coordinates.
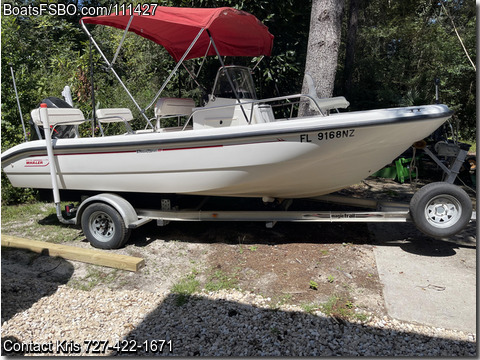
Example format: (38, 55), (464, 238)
(299, 129), (355, 143)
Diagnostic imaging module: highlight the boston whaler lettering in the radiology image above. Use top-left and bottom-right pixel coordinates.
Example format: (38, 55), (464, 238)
(2, 6), (473, 248)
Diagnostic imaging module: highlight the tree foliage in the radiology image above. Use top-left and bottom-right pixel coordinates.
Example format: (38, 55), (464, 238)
(336, 0), (476, 140)
(1, 0), (475, 204)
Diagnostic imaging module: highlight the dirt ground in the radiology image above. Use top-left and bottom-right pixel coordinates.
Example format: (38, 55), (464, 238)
(2, 177), (476, 320)
(206, 221), (384, 312)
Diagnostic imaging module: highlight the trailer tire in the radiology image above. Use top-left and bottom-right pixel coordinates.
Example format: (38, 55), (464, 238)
(409, 182), (472, 238)
(81, 202), (131, 249)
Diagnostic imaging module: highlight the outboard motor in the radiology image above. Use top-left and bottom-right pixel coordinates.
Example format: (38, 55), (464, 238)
(30, 97), (77, 139)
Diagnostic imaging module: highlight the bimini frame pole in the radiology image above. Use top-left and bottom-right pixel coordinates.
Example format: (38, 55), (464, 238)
(109, 14), (134, 70)
(80, 19), (155, 129)
(208, 31), (250, 124)
(195, 39), (212, 78)
(144, 28), (205, 111)
(89, 39), (97, 136)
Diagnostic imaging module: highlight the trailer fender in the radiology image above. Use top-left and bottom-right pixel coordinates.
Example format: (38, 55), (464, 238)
(76, 193), (138, 228)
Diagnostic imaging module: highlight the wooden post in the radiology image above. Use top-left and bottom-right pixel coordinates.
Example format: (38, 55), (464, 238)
(1, 234), (145, 272)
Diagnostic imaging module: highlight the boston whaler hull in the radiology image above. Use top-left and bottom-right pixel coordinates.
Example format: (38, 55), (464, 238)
(2, 105), (451, 199)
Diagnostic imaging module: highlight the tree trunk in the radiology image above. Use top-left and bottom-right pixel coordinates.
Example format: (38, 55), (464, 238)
(300, 0), (345, 115)
(344, 0), (361, 101)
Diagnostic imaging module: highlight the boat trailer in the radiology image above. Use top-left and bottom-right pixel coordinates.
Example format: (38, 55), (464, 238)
(70, 186), (474, 249)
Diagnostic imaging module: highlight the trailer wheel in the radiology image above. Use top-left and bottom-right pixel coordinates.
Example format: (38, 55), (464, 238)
(409, 182), (472, 238)
(81, 202), (131, 249)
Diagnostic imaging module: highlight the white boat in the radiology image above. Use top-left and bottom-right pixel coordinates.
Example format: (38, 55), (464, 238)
(1, 6), (472, 248)
(2, 101), (452, 199)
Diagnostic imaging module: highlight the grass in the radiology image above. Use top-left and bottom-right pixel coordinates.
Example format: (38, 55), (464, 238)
(1, 201), (81, 243)
(309, 280), (319, 290)
(301, 302), (319, 314)
(171, 270), (201, 306)
(354, 312), (370, 322)
(237, 235), (246, 254)
(170, 267), (239, 306)
(320, 294), (369, 322)
(68, 266), (120, 291)
(321, 295), (352, 318)
(272, 294), (293, 308)
(204, 269), (238, 292)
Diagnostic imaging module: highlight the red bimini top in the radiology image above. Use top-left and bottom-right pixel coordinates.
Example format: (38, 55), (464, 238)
(81, 6), (274, 62)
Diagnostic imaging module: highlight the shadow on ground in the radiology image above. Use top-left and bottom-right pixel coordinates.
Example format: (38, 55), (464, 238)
(372, 221), (476, 257)
(115, 293), (476, 356)
(1, 248), (74, 355)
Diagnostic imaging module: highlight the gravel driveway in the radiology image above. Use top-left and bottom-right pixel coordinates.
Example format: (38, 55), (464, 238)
(1, 259), (476, 356)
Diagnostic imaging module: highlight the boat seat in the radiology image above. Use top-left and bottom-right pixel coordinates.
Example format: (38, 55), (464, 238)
(96, 108), (134, 134)
(155, 98), (195, 117)
(304, 73), (350, 113)
(316, 97), (350, 112)
(155, 97), (195, 130)
(31, 107), (86, 126)
(253, 104), (275, 123)
(31, 107), (87, 138)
